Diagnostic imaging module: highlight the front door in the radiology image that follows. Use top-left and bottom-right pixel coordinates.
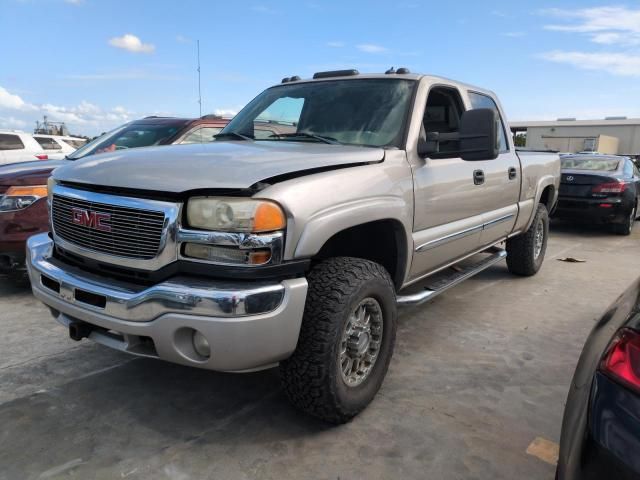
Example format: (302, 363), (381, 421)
(409, 86), (485, 281)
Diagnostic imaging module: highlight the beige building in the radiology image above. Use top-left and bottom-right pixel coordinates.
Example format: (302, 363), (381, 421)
(510, 117), (640, 156)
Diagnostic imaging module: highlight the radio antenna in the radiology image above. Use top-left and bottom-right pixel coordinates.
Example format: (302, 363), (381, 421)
(197, 39), (202, 117)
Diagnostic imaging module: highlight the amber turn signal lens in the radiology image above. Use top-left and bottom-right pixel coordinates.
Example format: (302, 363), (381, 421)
(5, 185), (48, 197)
(253, 202), (286, 232)
(248, 250), (272, 265)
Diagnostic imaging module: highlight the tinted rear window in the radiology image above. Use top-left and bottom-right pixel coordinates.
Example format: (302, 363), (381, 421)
(34, 137), (63, 150)
(561, 157), (620, 171)
(0, 134), (25, 150)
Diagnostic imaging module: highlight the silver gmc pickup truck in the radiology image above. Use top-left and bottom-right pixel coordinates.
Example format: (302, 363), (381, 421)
(27, 69), (560, 423)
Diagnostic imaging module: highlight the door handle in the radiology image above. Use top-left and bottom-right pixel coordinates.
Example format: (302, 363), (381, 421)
(473, 169), (485, 185)
(508, 167), (517, 180)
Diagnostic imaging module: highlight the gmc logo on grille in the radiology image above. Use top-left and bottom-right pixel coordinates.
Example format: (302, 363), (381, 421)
(71, 207), (112, 232)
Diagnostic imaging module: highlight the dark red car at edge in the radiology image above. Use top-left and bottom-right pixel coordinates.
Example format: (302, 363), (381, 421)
(557, 277), (640, 479)
(0, 115), (230, 276)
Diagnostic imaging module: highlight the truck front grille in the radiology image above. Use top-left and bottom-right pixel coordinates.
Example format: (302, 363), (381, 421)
(51, 194), (166, 260)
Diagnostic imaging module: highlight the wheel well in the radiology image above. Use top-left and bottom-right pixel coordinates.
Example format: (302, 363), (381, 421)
(314, 219), (407, 290)
(539, 185), (555, 210)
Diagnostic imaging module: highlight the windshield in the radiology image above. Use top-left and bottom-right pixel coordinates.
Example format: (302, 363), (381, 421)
(67, 123), (183, 160)
(221, 79), (416, 148)
(561, 157), (621, 171)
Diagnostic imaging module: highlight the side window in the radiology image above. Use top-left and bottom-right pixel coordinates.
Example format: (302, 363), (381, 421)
(253, 97), (303, 138)
(0, 134), (25, 150)
(180, 127), (222, 144)
(633, 163), (640, 177)
(256, 97), (304, 125)
(421, 87), (465, 158)
(468, 92), (509, 153)
(34, 137), (63, 150)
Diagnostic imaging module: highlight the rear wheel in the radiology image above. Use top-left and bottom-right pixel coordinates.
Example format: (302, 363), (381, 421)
(279, 257), (397, 424)
(506, 203), (549, 276)
(612, 204), (636, 236)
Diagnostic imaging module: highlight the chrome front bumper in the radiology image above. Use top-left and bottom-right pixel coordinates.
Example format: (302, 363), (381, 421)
(27, 233), (308, 372)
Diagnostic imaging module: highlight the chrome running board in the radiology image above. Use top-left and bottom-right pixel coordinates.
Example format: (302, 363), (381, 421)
(396, 247), (507, 307)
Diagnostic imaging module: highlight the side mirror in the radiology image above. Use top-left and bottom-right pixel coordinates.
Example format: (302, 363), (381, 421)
(417, 132), (439, 157)
(459, 108), (499, 161)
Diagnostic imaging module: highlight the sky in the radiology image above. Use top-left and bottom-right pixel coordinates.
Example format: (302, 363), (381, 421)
(1, 0), (640, 136)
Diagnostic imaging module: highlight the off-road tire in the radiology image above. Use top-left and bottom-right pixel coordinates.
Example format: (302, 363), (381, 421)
(506, 203), (549, 276)
(612, 204), (636, 236)
(279, 257), (397, 424)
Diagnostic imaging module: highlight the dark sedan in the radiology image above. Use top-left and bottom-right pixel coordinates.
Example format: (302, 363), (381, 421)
(557, 277), (640, 479)
(554, 154), (640, 235)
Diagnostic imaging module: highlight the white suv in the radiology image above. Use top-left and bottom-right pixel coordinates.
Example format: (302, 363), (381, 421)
(0, 130), (87, 166)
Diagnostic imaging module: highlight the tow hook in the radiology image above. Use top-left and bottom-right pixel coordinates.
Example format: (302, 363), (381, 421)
(69, 321), (92, 341)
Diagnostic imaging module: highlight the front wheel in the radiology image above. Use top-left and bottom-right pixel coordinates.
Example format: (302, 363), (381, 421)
(279, 257), (397, 424)
(506, 203), (549, 276)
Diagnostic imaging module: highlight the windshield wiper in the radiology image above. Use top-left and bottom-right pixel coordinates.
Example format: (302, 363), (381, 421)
(268, 132), (342, 145)
(214, 131), (253, 141)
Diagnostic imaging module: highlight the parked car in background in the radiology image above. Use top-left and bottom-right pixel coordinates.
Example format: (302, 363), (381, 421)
(557, 277), (640, 479)
(0, 130), (87, 165)
(33, 134), (87, 155)
(27, 70), (560, 423)
(0, 115), (230, 276)
(554, 154), (640, 235)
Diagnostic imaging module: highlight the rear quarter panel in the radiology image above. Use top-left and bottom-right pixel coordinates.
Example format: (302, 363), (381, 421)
(513, 151), (560, 232)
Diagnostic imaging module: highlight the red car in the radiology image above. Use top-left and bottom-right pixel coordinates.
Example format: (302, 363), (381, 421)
(0, 115), (230, 276)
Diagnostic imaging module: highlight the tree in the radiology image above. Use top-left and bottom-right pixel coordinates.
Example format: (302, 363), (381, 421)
(514, 133), (526, 147)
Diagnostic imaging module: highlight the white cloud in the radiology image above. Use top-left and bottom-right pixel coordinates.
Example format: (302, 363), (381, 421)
(212, 108), (239, 117)
(64, 0), (84, 4)
(0, 116), (27, 130)
(327, 41), (345, 48)
(0, 86), (30, 110)
(176, 34), (191, 44)
(539, 51), (640, 76)
(357, 43), (389, 54)
(542, 6), (640, 46)
(0, 85), (135, 135)
(108, 34), (155, 54)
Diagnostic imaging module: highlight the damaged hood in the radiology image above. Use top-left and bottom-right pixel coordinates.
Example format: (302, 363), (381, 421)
(53, 141), (385, 193)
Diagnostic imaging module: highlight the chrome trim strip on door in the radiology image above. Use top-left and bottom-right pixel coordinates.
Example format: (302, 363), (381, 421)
(414, 213), (515, 252)
(482, 213), (516, 229)
(415, 225), (483, 252)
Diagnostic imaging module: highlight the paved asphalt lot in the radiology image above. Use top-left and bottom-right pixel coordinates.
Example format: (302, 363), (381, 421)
(1, 221), (639, 480)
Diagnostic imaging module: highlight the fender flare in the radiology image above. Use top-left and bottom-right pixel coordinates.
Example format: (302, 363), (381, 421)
(524, 175), (557, 231)
(292, 196), (413, 281)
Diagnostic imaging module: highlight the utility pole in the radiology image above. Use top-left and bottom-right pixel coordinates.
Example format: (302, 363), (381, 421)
(197, 40), (202, 117)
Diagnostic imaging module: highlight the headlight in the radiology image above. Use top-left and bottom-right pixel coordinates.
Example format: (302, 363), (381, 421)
(0, 185), (48, 212)
(186, 197), (286, 232)
(47, 177), (57, 204)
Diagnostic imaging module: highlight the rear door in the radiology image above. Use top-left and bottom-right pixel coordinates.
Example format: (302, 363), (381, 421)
(466, 91), (520, 246)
